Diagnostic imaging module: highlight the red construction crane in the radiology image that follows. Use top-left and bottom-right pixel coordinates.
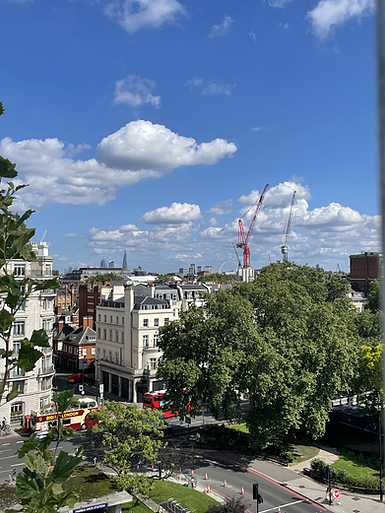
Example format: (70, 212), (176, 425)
(236, 184), (269, 267)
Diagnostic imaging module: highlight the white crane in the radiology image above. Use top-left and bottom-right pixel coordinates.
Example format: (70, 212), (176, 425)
(281, 191), (296, 261)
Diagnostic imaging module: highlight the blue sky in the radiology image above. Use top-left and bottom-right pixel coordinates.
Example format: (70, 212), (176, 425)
(0, 0), (377, 273)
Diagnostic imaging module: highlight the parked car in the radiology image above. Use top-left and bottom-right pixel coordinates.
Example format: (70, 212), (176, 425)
(67, 373), (83, 383)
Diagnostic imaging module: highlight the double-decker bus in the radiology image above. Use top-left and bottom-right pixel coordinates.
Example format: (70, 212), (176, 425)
(143, 390), (175, 418)
(143, 390), (194, 419)
(25, 397), (99, 433)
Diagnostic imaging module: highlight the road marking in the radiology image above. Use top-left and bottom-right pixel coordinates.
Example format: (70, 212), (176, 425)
(0, 455), (19, 460)
(0, 449), (12, 452)
(1, 443), (10, 446)
(260, 500), (305, 512)
(11, 463), (24, 467)
(16, 441), (23, 444)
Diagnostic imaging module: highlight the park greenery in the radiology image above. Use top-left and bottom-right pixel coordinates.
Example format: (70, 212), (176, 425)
(198, 273), (237, 283)
(158, 263), (382, 448)
(88, 401), (166, 493)
(86, 272), (124, 283)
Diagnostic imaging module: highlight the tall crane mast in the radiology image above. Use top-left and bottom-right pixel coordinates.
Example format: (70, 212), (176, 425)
(281, 190), (296, 261)
(236, 184), (269, 268)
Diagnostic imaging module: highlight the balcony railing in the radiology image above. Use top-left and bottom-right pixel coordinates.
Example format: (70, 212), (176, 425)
(38, 365), (55, 376)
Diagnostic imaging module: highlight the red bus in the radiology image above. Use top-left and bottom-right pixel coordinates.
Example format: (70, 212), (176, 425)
(143, 390), (194, 419)
(143, 390), (175, 418)
(26, 397), (99, 433)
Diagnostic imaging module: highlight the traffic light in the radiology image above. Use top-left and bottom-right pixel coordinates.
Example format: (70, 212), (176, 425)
(253, 484), (263, 504)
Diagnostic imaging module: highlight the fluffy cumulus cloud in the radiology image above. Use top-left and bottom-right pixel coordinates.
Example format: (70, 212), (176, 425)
(114, 75), (161, 108)
(87, 180), (379, 273)
(141, 202), (201, 224)
(105, 0), (186, 34)
(307, 0), (374, 39)
(209, 15), (234, 38)
(0, 121), (236, 210)
(97, 120), (237, 171)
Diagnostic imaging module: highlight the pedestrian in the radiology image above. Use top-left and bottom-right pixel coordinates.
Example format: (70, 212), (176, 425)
(1, 417), (6, 431)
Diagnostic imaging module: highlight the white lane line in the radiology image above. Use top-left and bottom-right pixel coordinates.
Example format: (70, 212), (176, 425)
(1, 443), (10, 446)
(11, 463), (24, 467)
(260, 500), (305, 512)
(16, 441), (23, 444)
(0, 449), (12, 452)
(0, 455), (20, 460)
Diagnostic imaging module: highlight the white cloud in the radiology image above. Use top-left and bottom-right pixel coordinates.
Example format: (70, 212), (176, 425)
(268, 0), (293, 7)
(202, 83), (233, 96)
(209, 15), (234, 38)
(114, 75), (161, 108)
(0, 121), (236, 210)
(97, 120), (237, 171)
(62, 233), (82, 238)
(249, 31), (256, 42)
(207, 199), (233, 216)
(120, 224), (139, 231)
(186, 76), (204, 89)
(141, 202), (201, 224)
(105, 0), (186, 34)
(251, 126), (267, 132)
(307, 0), (374, 39)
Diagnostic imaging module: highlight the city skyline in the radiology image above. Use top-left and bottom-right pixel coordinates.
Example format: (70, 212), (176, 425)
(0, 0), (376, 273)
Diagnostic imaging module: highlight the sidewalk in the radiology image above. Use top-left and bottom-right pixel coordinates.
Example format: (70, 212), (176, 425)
(248, 447), (384, 513)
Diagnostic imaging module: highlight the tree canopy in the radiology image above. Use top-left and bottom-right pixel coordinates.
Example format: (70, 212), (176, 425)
(198, 273), (237, 283)
(89, 402), (166, 493)
(158, 262), (358, 447)
(86, 272), (124, 284)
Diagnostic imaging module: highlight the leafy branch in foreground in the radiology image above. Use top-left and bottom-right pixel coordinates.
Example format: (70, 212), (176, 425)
(5, 389), (83, 513)
(0, 101), (59, 403)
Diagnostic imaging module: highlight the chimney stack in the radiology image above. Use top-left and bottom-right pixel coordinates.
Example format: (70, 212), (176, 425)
(83, 316), (93, 329)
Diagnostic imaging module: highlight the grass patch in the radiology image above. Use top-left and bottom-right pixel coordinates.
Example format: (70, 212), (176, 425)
(288, 444), (319, 465)
(64, 464), (117, 501)
(330, 449), (380, 488)
(149, 480), (219, 513)
(0, 484), (18, 510)
(227, 423), (249, 434)
(122, 499), (153, 513)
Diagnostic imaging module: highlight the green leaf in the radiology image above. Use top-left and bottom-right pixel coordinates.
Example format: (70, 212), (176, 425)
(0, 156), (17, 179)
(32, 278), (60, 292)
(52, 388), (78, 413)
(7, 385), (19, 402)
(15, 439), (40, 459)
(25, 453), (45, 473)
(15, 467), (42, 501)
(17, 338), (43, 372)
(30, 328), (50, 348)
(0, 309), (14, 334)
(50, 451), (83, 484)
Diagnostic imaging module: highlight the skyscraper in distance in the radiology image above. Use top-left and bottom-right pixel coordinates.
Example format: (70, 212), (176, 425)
(122, 251), (128, 271)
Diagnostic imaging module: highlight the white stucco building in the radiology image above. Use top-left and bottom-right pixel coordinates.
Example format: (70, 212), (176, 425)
(0, 242), (56, 426)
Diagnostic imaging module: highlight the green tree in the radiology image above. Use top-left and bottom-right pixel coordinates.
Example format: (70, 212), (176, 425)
(0, 102), (59, 403)
(158, 262), (357, 447)
(5, 390), (83, 513)
(367, 280), (380, 311)
(89, 402), (166, 493)
(86, 272), (124, 284)
(198, 273), (237, 283)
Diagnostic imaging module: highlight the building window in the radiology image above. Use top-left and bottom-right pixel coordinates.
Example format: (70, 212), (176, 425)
(109, 330), (112, 341)
(121, 332), (124, 344)
(154, 318), (159, 327)
(116, 331), (119, 342)
(116, 316), (119, 324)
(122, 317), (124, 325)
(83, 348), (87, 356)
(103, 329), (107, 339)
(143, 335), (149, 347)
(97, 348), (100, 359)
(104, 315), (107, 322)
(109, 351), (112, 362)
(14, 264), (25, 276)
(11, 402), (23, 414)
(91, 347), (96, 355)
(13, 380), (25, 394)
(154, 334), (159, 346)
(13, 341), (21, 354)
(164, 318), (169, 325)
(143, 319), (149, 327)
(110, 316), (113, 323)
(98, 328), (101, 338)
(149, 358), (157, 370)
(120, 347), (123, 365)
(115, 352), (119, 364)
(98, 314), (101, 322)
(13, 322), (25, 336)
(103, 350), (106, 360)
(12, 366), (25, 377)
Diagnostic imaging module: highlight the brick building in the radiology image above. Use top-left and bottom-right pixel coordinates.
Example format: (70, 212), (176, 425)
(349, 252), (382, 293)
